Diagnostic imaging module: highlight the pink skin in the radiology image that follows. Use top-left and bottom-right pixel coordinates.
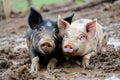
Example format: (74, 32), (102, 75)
(58, 16), (95, 67)
(63, 44), (74, 53)
(62, 37), (87, 56)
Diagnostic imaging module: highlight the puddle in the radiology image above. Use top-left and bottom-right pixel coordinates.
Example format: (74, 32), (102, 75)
(105, 74), (120, 80)
(107, 38), (120, 48)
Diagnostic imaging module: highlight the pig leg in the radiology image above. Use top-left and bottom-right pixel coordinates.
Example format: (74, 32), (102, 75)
(47, 58), (57, 71)
(31, 56), (40, 73)
(82, 51), (96, 68)
(100, 34), (109, 52)
(30, 49), (40, 73)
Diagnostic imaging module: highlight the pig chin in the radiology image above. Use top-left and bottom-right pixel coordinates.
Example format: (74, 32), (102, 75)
(38, 46), (55, 55)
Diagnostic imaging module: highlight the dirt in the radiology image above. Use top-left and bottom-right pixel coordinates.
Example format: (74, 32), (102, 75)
(0, 1), (120, 80)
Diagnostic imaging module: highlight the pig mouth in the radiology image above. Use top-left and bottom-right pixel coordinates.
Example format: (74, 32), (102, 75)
(63, 49), (78, 56)
(38, 47), (54, 55)
(44, 48), (53, 53)
(39, 45), (55, 55)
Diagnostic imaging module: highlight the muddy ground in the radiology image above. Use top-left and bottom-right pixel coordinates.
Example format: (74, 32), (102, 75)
(0, 1), (120, 80)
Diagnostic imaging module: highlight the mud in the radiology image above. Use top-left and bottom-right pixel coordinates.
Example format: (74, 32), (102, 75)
(0, 1), (120, 80)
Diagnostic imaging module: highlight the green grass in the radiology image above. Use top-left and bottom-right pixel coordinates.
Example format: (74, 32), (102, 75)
(10, 0), (90, 11)
(10, 0), (64, 11)
(33, 0), (64, 8)
(76, 0), (92, 5)
(10, 0), (27, 11)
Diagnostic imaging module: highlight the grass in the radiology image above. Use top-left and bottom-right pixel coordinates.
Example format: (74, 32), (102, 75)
(33, 0), (64, 8)
(10, 0), (90, 11)
(10, 0), (64, 11)
(75, 0), (92, 5)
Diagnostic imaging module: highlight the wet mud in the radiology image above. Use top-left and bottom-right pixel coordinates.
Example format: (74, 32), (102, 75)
(0, 1), (120, 80)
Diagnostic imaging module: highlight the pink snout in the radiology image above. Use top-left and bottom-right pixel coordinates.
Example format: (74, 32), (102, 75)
(63, 45), (74, 53)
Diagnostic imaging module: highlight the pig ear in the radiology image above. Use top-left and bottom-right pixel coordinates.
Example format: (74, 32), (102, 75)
(63, 13), (74, 24)
(28, 8), (43, 30)
(58, 15), (70, 35)
(86, 19), (97, 39)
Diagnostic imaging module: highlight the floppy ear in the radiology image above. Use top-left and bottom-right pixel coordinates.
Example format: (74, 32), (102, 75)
(63, 13), (74, 24)
(28, 8), (43, 30)
(58, 15), (70, 36)
(86, 19), (97, 39)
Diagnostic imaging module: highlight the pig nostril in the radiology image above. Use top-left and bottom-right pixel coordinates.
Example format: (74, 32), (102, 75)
(64, 46), (67, 48)
(70, 47), (72, 49)
(64, 45), (72, 49)
(41, 44), (45, 47)
(41, 42), (52, 48)
(48, 44), (51, 47)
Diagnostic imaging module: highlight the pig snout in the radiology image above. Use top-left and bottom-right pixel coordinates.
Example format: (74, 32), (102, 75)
(63, 45), (74, 53)
(40, 42), (52, 49)
(38, 40), (55, 54)
(63, 42), (79, 56)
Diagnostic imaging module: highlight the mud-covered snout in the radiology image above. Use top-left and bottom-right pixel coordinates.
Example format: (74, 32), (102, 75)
(40, 41), (52, 49)
(38, 38), (55, 55)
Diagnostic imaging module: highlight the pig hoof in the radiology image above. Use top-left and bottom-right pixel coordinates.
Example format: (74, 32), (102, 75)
(47, 58), (57, 71)
(82, 62), (89, 69)
(82, 58), (90, 69)
(100, 46), (106, 52)
(30, 57), (40, 73)
(30, 64), (40, 73)
(76, 60), (81, 66)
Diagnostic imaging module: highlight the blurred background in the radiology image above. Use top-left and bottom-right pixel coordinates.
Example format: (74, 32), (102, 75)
(0, 0), (116, 20)
(0, 0), (96, 20)
(9, 0), (90, 11)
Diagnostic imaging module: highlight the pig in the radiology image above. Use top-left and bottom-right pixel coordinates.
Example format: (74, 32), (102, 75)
(58, 15), (108, 68)
(26, 8), (74, 73)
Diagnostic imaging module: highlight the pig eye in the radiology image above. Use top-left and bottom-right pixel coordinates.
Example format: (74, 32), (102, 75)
(77, 35), (85, 40)
(37, 27), (43, 31)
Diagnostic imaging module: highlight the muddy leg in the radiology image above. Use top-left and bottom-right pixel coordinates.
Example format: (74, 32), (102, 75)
(100, 34), (109, 52)
(76, 60), (81, 66)
(47, 58), (57, 71)
(31, 56), (40, 73)
(82, 52), (96, 68)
